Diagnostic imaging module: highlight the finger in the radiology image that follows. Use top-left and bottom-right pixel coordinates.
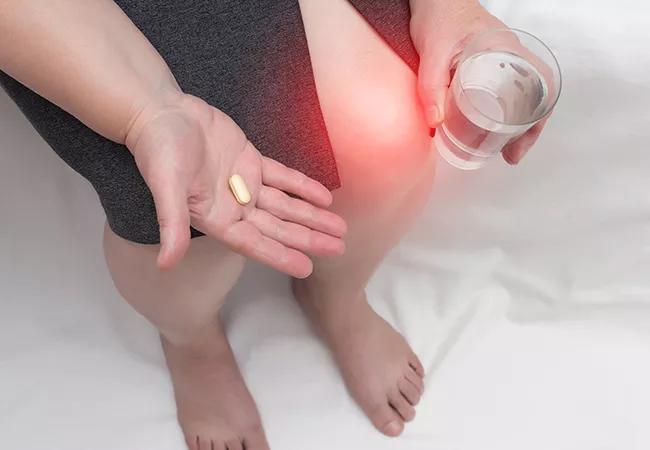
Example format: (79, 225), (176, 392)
(502, 118), (547, 165)
(220, 220), (313, 278)
(257, 186), (347, 237)
(418, 39), (458, 127)
(246, 208), (345, 257)
(261, 157), (333, 208)
(147, 176), (191, 270)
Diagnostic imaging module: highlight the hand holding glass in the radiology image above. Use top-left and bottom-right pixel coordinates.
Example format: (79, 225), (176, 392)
(434, 28), (562, 170)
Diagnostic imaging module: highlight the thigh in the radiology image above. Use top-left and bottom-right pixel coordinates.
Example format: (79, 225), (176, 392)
(298, 0), (437, 281)
(115, 0), (340, 190)
(299, 0), (435, 210)
(0, 0), (342, 248)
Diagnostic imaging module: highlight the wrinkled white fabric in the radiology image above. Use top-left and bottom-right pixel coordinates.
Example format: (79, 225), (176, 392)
(1, 0), (649, 449)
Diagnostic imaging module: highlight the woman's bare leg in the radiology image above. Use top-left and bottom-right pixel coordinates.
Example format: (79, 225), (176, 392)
(103, 225), (269, 450)
(297, 0), (436, 437)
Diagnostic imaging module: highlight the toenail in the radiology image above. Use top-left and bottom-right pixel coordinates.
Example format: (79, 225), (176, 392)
(383, 420), (403, 436)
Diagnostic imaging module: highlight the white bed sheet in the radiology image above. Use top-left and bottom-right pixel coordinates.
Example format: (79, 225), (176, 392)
(1, 0), (650, 449)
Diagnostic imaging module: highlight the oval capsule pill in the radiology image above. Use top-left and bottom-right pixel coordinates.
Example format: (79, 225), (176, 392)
(228, 174), (251, 205)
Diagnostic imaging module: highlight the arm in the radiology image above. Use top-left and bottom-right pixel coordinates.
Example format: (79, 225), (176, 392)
(0, 0), (346, 274)
(0, 0), (179, 143)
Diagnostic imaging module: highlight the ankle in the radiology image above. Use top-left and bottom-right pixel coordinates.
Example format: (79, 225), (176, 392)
(292, 277), (364, 305)
(292, 278), (369, 328)
(160, 322), (225, 357)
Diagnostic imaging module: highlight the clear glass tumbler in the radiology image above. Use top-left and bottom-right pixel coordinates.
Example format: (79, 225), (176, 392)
(434, 28), (562, 170)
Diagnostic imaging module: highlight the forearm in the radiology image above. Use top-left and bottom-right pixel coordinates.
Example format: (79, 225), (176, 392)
(0, 0), (180, 143)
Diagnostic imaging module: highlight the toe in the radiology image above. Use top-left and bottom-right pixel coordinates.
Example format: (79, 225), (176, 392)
(404, 368), (425, 393)
(243, 425), (271, 450)
(389, 390), (416, 422)
(195, 436), (213, 450)
(185, 434), (200, 450)
(367, 401), (404, 437)
(398, 377), (421, 406)
(408, 355), (425, 378)
(210, 439), (226, 450)
(225, 438), (243, 450)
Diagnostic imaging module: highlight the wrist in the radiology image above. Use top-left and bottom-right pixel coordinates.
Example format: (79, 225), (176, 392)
(410, 0), (481, 52)
(123, 79), (184, 154)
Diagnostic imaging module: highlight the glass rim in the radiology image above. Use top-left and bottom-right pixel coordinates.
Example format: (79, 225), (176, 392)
(457, 27), (563, 127)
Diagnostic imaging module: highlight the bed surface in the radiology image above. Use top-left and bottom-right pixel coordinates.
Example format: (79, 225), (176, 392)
(1, 1), (649, 448)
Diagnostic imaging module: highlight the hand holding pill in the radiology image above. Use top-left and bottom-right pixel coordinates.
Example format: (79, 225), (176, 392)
(128, 94), (347, 277)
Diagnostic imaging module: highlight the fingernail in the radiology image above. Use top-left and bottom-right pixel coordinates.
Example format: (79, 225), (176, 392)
(510, 149), (528, 165)
(427, 105), (441, 125)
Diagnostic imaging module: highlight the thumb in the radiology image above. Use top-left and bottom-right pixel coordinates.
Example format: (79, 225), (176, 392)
(149, 178), (191, 270)
(418, 43), (455, 128)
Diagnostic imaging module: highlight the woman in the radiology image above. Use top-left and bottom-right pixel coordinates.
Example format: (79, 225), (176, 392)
(0, 0), (545, 448)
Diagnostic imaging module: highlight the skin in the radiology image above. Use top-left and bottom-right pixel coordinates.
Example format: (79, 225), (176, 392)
(1, 0), (549, 447)
(0, 2), (345, 448)
(0, 0), (347, 277)
(297, 0), (434, 436)
(126, 95), (347, 276)
(410, 0), (550, 165)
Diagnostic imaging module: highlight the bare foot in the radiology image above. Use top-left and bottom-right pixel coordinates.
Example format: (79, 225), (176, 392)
(292, 280), (425, 437)
(161, 322), (270, 450)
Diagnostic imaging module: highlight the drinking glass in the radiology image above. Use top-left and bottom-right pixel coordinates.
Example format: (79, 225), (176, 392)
(434, 28), (562, 170)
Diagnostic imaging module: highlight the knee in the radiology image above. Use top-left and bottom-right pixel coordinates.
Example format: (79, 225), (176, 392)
(103, 224), (244, 339)
(325, 68), (436, 198)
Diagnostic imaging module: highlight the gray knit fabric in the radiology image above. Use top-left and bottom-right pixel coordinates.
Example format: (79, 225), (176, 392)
(0, 0), (415, 244)
(349, 0), (418, 72)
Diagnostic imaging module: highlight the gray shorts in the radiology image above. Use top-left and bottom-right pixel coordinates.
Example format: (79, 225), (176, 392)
(0, 0), (417, 244)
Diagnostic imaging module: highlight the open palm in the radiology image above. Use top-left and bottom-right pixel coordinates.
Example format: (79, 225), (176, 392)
(127, 94), (346, 277)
